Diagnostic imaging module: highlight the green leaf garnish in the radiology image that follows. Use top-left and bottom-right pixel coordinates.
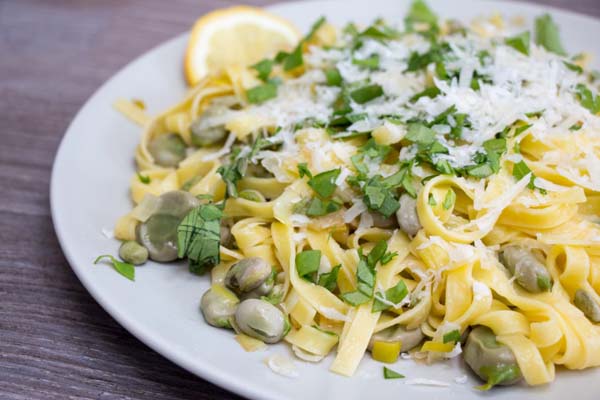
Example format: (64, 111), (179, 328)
(308, 168), (341, 198)
(296, 249), (322, 279)
(318, 264), (341, 292)
(383, 366), (405, 379)
(505, 31), (531, 56)
(373, 280), (408, 312)
(325, 67), (343, 86)
(442, 189), (456, 210)
(405, 0), (438, 32)
(246, 80), (279, 104)
(298, 162), (312, 178)
(575, 83), (600, 114)
(94, 255), (135, 281)
(564, 61), (583, 74)
(409, 86), (441, 102)
(428, 193), (437, 206)
(443, 329), (461, 343)
(512, 160), (532, 181)
(251, 59), (274, 81)
(350, 84), (384, 104)
(405, 123), (436, 145)
(177, 204), (223, 274)
(534, 14), (566, 56)
(352, 54), (380, 70)
(476, 365), (521, 391)
(362, 176), (400, 218)
(305, 197), (342, 217)
(283, 44), (304, 71)
(340, 241), (388, 306)
(137, 172), (151, 184)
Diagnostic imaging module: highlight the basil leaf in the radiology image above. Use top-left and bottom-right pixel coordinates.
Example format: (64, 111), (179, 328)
(409, 86), (441, 102)
(373, 280), (408, 312)
(406, 123), (436, 145)
(352, 54), (380, 70)
(350, 84), (384, 104)
(405, 0), (438, 31)
(428, 193), (437, 206)
(466, 163), (493, 178)
(442, 189), (456, 210)
(308, 168), (341, 198)
(363, 177), (400, 218)
(296, 249), (321, 278)
(318, 264), (341, 292)
(251, 59), (273, 81)
(505, 31), (530, 56)
(94, 255), (135, 281)
(383, 366), (405, 379)
(476, 365), (521, 391)
(534, 14), (566, 56)
(298, 162), (312, 178)
(575, 83), (600, 114)
(564, 61), (583, 74)
(283, 44), (304, 71)
(443, 329), (461, 343)
(177, 204), (223, 273)
(380, 251), (398, 265)
(325, 67), (343, 86)
(137, 172), (151, 184)
(246, 81), (278, 104)
(340, 290), (371, 306)
(512, 160), (532, 181)
(367, 241), (388, 268)
(305, 197), (342, 217)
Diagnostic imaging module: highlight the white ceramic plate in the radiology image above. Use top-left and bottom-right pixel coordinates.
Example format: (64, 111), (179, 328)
(51, 1), (600, 399)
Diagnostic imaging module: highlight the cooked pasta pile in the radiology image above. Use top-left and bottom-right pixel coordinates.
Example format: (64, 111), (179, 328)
(113, 0), (600, 388)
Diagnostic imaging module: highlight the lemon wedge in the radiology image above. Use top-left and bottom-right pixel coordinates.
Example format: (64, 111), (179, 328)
(184, 6), (301, 86)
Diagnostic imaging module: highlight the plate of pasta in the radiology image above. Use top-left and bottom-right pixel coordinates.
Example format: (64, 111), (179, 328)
(51, 0), (600, 399)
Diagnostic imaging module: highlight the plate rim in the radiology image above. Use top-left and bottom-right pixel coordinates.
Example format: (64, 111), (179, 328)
(50, 1), (600, 400)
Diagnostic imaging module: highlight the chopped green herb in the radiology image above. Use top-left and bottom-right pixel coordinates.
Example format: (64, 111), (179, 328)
(340, 290), (372, 306)
(318, 264), (341, 292)
(373, 280), (408, 312)
(405, 0), (438, 32)
(443, 329), (461, 343)
(383, 366), (405, 379)
(177, 204), (223, 274)
(363, 176), (400, 217)
(94, 255), (135, 281)
(409, 86), (441, 102)
(512, 160), (533, 182)
(308, 168), (341, 198)
(505, 31), (531, 56)
(476, 365), (521, 391)
(325, 67), (343, 86)
(137, 172), (151, 184)
(575, 83), (600, 114)
(305, 16), (326, 41)
(466, 163), (494, 178)
(442, 189), (456, 210)
(564, 61), (583, 74)
(340, 241), (388, 306)
(246, 81), (278, 104)
(296, 249), (322, 279)
(405, 123), (436, 145)
(380, 251), (398, 265)
(428, 193), (437, 206)
(283, 44), (304, 71)
(305, 197), (342, 217)
(514, 124), (532, 136)
(352, 54), (380, 69)
(350, 84), (384, 104)
(251, 59), (273, 81)
(298, 162), (313, 178)
(534, 14), (567, 56)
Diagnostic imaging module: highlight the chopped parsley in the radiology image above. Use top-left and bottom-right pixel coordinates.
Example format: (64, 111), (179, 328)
(476, 365), (521, 391)
(442, 188), (456, 210)
(246, 80), (279, 104)
(251, 59), (274, 81)
(505, 31), (531, 56)
(136, 172), (151, 184)
(534, 14), (567, 56)
(308, 168), (341, 198)
(442, 329), (461, 343)
(296, 249), (322, 280)
(383, 366), (405, 379)
(372, 280), (408, 312)
(340, 241), (390, 306)
(575, 84), (600, 114)
(94, 255), (135, 281)
(318, 264), (341, 292)
(350, 84), (384, 104)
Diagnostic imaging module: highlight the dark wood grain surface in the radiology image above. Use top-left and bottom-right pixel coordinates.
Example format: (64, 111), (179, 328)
(1, 1), (598, 399)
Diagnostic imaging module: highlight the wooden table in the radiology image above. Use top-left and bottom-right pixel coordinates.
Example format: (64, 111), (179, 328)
(1, 0), (598, 399)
